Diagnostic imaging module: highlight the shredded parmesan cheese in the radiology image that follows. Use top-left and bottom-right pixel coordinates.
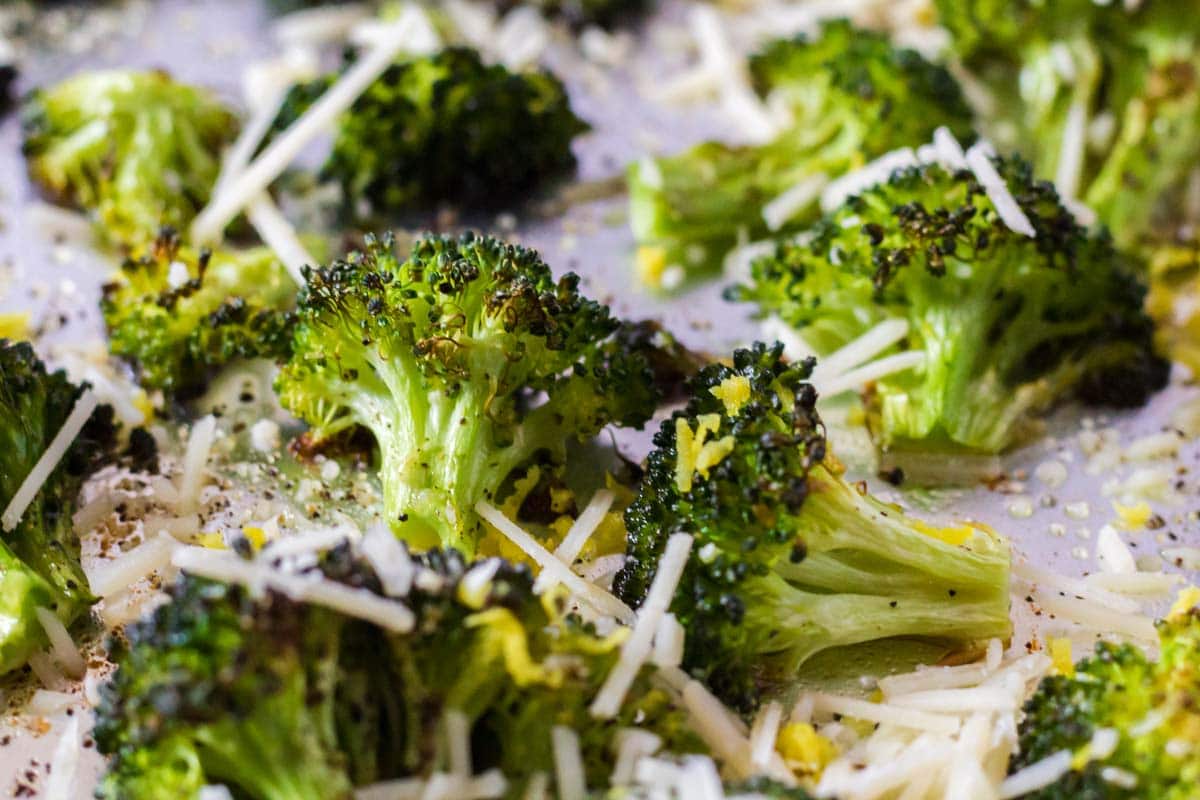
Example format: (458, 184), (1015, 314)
(965, 143), (1037, 237)
(34, 607), (85, 678)
(551, 725), (587, 800)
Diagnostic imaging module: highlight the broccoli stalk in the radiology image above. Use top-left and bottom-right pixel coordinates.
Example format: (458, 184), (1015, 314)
(21, 69), (237, 248)
(101, 228), (299, 398)
(0, 340), (117, 674)
(628, 20), (974, 289)
(276, 232), (659, 555)
(269, 47), (587, 219)
(731, 155), (1168, 460)
(1009, 592), (1200, 799)
(615, 343), (1012, 710)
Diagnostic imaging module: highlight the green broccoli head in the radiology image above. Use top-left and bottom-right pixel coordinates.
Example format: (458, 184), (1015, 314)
(276, 231), (659, 555)
(937, 0), (1200, 248)
(0, 340), (116, 674)
(97, 546), (703, 799)
(627, 20), (974, 289)
(731, 155), (1168, 459)
(1010, 593), (1200, 799)
(613, 342), (1012, 710)
(101, 228), (298, 397)
(21, 69), (237, 248)
(94, 571), (358, 800)
(270, 47), (586, 218)
(490, 0), (650, 29)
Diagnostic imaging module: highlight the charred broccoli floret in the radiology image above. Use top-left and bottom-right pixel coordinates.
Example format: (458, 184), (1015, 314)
(276, 232), (659, 555)
(101, 228), (298, 398)
(613, 343), (1012, 710)
(731, 156), (1168, 460)
(628, 20), (973, 289)
(0, 340), (116, 674)
(937, 0), (1200, 248)
(22, 69), (236, 248)
(490, 0), (650, 29)
(269, 47), (586, 219)
(1008, 592), (1200, 799)
(96, 546), (703, 799)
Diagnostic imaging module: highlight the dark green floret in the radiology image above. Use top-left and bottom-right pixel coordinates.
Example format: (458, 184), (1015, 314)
(627, 19), (974, 289)
(1009, 596), (1200, 799)
(275, 231), (661, 556)
(0, 340), (117, 675)
(22, 69), (236, 248)
(96, 547), (704, 799)
(269, 47), (587, 219)
(731, 156), (1168, 459)
(101, 228), (299, 398)
(490, 0), (651, 29)
(614, 342), (1012, 710)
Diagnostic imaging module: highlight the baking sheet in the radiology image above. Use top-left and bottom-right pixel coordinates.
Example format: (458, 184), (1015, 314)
(0, 1), (1198, 795)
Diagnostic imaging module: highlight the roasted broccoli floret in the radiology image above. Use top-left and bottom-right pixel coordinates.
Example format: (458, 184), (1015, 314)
(97, 547), (703, 799)
(614, 343), (1012, 710)
(1008, 592), (1200, 799)
(276, 232), (659, 555)
(731, 156), (1168, 460)
(490, 0), (650, 29)
(628, 20), (974, 289)
(269, 47), (586, 219)
(22, 69), (237, 248)
(937, 0), (1200, 248)
(102, 228), (298, 397)
(0, 340), (116, 674)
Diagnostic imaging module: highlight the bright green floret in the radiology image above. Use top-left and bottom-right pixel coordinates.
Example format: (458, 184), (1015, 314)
(627, 19), (974, 289)
(21, 69), (236, 248)
(1008, 594), (1200, 799)
(269, 47), (587, 219)
(0, 340), (116, 675)
(101, 229), (299, 398)
(613, 342), (1012, 710)
(731, 156), (1168, 460)
(96, 548), (704, 799)
(276, 231), (660, 555)
(937, 0), (1200, 248)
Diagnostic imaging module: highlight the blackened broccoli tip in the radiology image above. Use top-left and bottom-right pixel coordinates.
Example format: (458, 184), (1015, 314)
(275, 231), (662, 557)
(97, 548), (703, 798)
(731, 155), (1169, 459)
(1009, 593), (1200, 799)
(627, 19), (974, 290)
(101, 228), (298, 397)
(491, 0), (652, 29)
(0, 340), (117, 675)
(269, 47), (586, 219)
(614, 342), (1012, 710)
(21, 69), (236, 248)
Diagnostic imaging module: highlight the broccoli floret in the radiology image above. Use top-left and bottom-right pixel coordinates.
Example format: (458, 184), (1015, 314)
(628, 20), (974, 290)
(0, 340), (117, 674)
(490, 0), (650, 29)
(276, 231), (659, 555)
(937, 0), (1200, 248)
(614, 342), (1012, 710)
(97, 547), (703, 799)
(730, 156), (1168, 460)
(21, 69), (237, 248)
(1009, 593), (1200, 799)
(101, 228), (298, 397)
(269, 47), (586, 219)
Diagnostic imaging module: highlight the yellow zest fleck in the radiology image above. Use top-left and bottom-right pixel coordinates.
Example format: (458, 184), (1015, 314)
(465, 607), (557, 688)
(710, 375), (751, 417)
(549, 486), (574, 514)
(911, 519), (975, 547)
(869, 688), (884, 703)
(675, 414), (734, 492)
(1113, 501), (1152, 531)
(635, 245), (668, 289)
(132, 389), (155, 423)
(0, 312), (30, 341)
(241, 525), (267, 551)
(1168, 586), (1200, 622)
(1071, 744), (1092, 771)
(1049, 637), (1074, 677)
(197, 532), (226, 549)
(777, 722), (837, 777)
(823, 448), (846, 476)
